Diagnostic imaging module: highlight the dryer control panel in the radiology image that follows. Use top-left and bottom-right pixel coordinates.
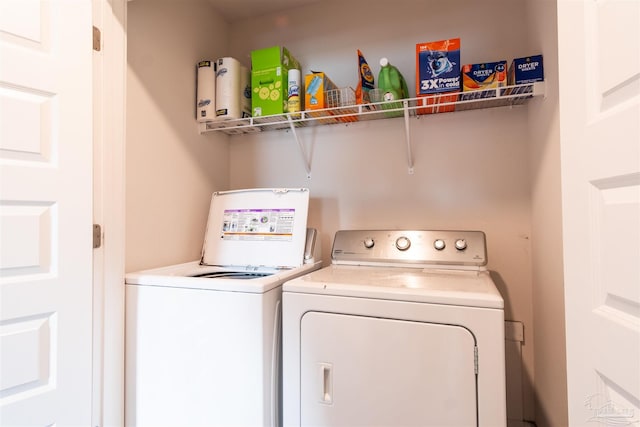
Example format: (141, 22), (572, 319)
(331, 229), (487, 267)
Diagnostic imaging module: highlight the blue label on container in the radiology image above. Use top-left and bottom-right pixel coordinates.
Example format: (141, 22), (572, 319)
(418, 48), (461, 94)
(288, 84), (299, 98)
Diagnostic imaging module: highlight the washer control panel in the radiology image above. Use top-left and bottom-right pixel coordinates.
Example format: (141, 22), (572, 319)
(331, 230), (487, 267)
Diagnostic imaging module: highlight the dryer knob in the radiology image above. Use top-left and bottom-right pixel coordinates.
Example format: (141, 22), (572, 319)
(434, 239), (446, 251)
(395, 236), (411, 251)
(455, 239), (467, 251)
(364, 238), (375, 249)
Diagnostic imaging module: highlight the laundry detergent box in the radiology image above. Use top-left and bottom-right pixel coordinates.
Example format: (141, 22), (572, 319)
(251, 46), (301, 116)
(416, 38), (461, 114)
(460, 60), (507, 100)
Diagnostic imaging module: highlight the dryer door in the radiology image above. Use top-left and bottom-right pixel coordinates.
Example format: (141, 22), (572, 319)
(300, 312), (477, 426)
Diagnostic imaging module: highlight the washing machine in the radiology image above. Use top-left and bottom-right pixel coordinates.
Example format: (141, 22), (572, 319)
(125, 188), (322, 427)
(282, 229), (506, 427)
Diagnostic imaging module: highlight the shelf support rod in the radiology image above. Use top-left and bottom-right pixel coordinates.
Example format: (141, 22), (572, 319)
(403, 100), (414, 174)
(287, 115), (312, 178)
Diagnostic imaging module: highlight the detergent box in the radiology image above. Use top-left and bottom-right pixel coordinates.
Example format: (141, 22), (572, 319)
(460, 60), (507, 100)
(304, 72), (338, 110)
(250, 46), (300, 116)
(416, 38), (461, 114)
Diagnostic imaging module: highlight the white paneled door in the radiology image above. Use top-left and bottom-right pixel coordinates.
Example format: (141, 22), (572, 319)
(0, 0), (93, 425)
(558, 0), (640, 425)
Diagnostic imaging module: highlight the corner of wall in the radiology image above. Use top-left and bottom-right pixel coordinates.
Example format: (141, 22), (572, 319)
(125, 0), (231, 272)
(525, 1), (569, 426)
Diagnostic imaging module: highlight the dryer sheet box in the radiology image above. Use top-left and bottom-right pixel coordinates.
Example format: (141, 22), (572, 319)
(460, 60), (507, 100)
(506, 54), (544, 95)
(508, 54), (544, 84)
(415, 38), (461, 114)
(251, 46), (301, 117)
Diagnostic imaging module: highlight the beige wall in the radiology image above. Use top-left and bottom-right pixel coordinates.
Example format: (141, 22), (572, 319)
(126, 0), (230, 272)
(527, 1), (569, 426)
(227, 0), (538, 420)
(125, 0), (569, 424)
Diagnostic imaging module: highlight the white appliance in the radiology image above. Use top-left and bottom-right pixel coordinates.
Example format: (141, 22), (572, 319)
(283, 229), (506, 427)
(125, 188), (322, 427)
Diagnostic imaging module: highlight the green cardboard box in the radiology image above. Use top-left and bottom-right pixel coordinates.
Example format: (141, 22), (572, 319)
(251, 46), (300, 117)
(251, 46), (300, 71)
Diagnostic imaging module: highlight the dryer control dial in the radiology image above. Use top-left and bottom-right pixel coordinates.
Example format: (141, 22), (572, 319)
(434, 239), (446, 251)
(395, 236), (411, 251)
(363, 237), (375, 249)
(455, 239), (467, 251)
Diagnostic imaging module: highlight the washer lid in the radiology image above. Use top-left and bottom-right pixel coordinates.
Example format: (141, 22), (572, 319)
(283, 264), (504, 309)
(201, 188), (310, 269)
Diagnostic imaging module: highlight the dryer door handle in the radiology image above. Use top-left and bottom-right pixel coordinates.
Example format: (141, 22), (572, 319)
(320, 363), (333, 404)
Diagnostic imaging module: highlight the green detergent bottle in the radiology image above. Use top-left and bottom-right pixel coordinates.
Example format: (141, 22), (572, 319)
(377, 57), (409, 117)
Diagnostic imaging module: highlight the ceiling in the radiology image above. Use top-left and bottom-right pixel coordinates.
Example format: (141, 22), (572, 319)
(209, 0), (320, 22)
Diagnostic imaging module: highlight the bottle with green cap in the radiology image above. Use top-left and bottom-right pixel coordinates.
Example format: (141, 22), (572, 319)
(377, 57), (409, 117)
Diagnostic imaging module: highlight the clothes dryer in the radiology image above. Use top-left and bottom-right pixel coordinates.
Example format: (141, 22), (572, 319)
(283, 229), (506, 427)
(125, 188), (322, 427)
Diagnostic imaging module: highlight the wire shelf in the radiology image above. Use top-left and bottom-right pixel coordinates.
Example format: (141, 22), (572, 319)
(200, 82), (545, 135)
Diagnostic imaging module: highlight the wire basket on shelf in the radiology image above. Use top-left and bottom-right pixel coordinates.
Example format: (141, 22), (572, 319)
(324, 87), (359, 123)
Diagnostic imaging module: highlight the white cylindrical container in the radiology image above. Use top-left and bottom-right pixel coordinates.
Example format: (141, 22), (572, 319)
(287, 69), (301, 116)
(215, 57), (242, 120)
(196, 60), (215, 122)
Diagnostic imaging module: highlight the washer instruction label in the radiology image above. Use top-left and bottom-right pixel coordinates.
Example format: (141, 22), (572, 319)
(221, 208), (295, 241)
